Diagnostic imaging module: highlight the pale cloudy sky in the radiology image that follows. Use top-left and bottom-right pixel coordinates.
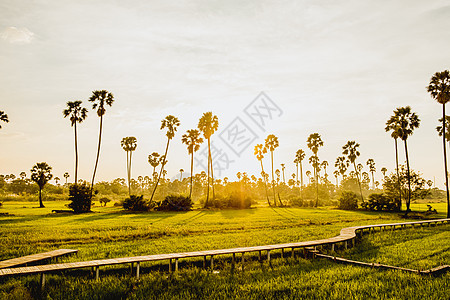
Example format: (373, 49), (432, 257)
(1, 0), (450, 186)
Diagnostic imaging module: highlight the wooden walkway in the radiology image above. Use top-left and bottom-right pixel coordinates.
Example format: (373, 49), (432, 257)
(0, 249), (78, 269)
(0, 218), (448, 288)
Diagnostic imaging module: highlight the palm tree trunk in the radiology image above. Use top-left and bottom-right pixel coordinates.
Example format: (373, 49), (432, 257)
(74, 122), (78, 184)
(39, 187), (44, 208)
(314, 160), (318, 207)
(151, 138), (170, 202)
(260, 160), (270, 206)
(300, 161), (304, 200)
(91, 115), (103, 196)
(442, 104), (450, 218)
(129, 151), (133, 196)
(189, 151), (194, 199)
(404, 139), (412, 212)
(394, 138), (402, 210)
(204, 138), (211, 207)
(371, 171), (375, 190)
(353, 162), (363, 202)
(271, 151), (276, 206)
(209, 141), (215, 200)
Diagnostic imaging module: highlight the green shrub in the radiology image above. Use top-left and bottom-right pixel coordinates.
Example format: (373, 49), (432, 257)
(68, 184), (92, 213)
(362, 193), (400, 212)
(99, 197), (111, 207)
(156, 195), (193, 211)
(210, 192), (252, 209)
(123, 195), (151, 211)
(337, 191), (358, 210)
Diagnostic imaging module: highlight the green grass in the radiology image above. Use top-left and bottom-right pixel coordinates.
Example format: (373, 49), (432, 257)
(0, 201), (448, 299)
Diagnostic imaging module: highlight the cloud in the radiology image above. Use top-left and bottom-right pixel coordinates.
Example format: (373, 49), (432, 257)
(1, 27), (34, 44)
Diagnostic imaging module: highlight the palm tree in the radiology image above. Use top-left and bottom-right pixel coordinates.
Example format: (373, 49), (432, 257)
(148, 152), (161, 178)
(321, 160), (329, 182)
(54, 177), (60, 185)
(306, 170), (312, 183)
(88, 90), (114, 195)
(385, 113), (402, 209)
(366, 159), (376, 189)
(64, 172), (70, 185)
(150, 115), (180, 201)
(342, 141), (363, 202)
(394, 106), (420, 212)
(307, 133), (323, 207)
(63, 101), (88, 184)
(121, 136), (137, 196)
(181, 129), (203, 199)
(428, 70), (450, 217)
(381, 167), (387, 178)
(295, 149), (306, 199)
(30, 162), (53, 208)
(335, 156), (348, 180)
(265, 134), (280, 206)
(198, 112), (219, 207)
(333, 170), (339, 187)
(281, 163), (286, 184)
(254, 144), (271, 206)
(0, 111), (9, 129)
(179, 169), (184, 181)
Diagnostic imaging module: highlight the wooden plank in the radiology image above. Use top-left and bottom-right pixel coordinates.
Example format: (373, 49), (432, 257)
(0, 249), (78, 269)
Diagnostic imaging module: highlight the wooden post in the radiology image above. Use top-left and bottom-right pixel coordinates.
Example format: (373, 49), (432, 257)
(258, 251), (261, 262)
(281, 248), (284, 258)
(175, 259), (179, 272)
(210, 256), (214, 271)
(232, 253), (236, 268)
(130, 262), (134, 275)
(345, 241), (348, 249)
(169, 259), (172, 272)
(40, 273), (45, 290)
(291, 248), (295, 258)
(136, 262), (140, 279)
(268, 250), (271, 263)
(331, 244), (335, 252)
(95, 266), (99, 281)
(242, 252), (245, 271)
(203, 256), (206, 269)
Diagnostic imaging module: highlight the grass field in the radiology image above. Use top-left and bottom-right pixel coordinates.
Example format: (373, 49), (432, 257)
(0, 201), (448, 299)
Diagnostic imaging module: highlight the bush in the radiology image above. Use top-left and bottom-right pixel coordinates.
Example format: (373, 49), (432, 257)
(362, 193), (400, 211)
(123, 195), (151, 211)
(210, 192), (252, 209)
(337, 191), (358, 210)
(68, 184), (91, 213)
(99, 197), (111, 207)
(156, 195), (193, 211)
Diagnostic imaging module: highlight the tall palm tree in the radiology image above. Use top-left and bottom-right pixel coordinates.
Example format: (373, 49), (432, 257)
(321, 160), (329, 182)
(254, 144), (270, 206)
(428, 70), (450, 218)
(88, 90), (114, 195)
(30, 162), (53, 208)
(342, 141), (363, 202)
(265, 134), (279, 206)
(307, 133), (323, 207)
(121, 136), (137, 196)
(381, 167), (387, 178)
(179, 169), (184, 181)
(333, 170), (339, 187)
(366, 159), (376, 189)
(335, 156), (348, 180)
(295, 149), (306, 200)
(0, 111), (9, 129)
(198, 112), (219, 207)
(281, 163), (286, 184)
(394, 106), (420, 212)
(150, 115), (180, 201)
(385, 114), (402, 209)
(437, 116), (450, 150)
(181, 129), (203, 199)
(63, 101), (88, 184)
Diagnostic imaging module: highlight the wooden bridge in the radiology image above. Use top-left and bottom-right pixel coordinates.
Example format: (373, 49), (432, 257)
(0, 218), (448, 288)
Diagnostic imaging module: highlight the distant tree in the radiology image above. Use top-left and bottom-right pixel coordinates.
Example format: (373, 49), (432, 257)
(0, 110), (9, 129)
(381, 167), (387, 178)
(148, 152), (161, 178)
(295, 149), (306, 199)
(254, 143), (271, 206)
(306, 170), (312, 183)
(366, 159), (376, 189)
(198, 112), (219, 207)
(64, 172), (70, 185)
(89, 90), (114, 196)
(307, 133), (323, 207)
(333, 170), (339, 187)
(393, 106), (421, 212)
(436, 116), (450, 146)
(281, 163), (286, 183)
(20, 172), (26, 180)
(342, 141), (363, 202)
(321, 160), (329, 182)
(265, 134), (280, 206)
(30, 162), (53, 208)
(63, 101), (88, 184)
(179, 169), (184, 181)
(335, 156), (348, 181)
(54, 177), (60, 185)
(151, 115), (180, 202)
(121, 136), (137, 196)
(428, 70), (450, 217)
(181, 129), (203, 199)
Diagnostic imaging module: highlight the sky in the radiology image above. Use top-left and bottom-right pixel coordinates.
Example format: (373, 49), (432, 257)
(1, 0), (450, 187)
